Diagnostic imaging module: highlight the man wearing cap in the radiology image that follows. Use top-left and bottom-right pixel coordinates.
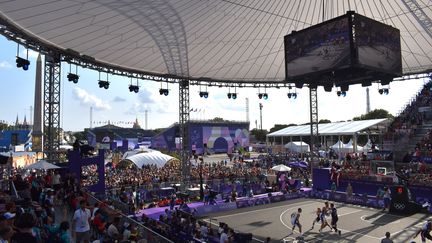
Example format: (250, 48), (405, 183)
(3, 212), (15, 227)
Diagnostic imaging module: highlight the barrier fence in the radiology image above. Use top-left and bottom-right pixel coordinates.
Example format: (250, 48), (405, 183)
(86, 192), (174, 243)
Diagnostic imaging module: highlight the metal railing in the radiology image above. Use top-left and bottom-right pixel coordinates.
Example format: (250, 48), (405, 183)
(86, 192), (174, 243)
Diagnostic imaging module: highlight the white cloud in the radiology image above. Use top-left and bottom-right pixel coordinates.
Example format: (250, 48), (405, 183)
(20, 49), (39, 59)
(0, 61), (12, 68)
(112, 96), (126, 102)
(72, 87), (111, 110)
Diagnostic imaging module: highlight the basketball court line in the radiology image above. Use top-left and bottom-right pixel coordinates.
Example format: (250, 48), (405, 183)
(213, 200), (317, 219)
(279, 203), (382, 241)
(204, 200), (424, 242)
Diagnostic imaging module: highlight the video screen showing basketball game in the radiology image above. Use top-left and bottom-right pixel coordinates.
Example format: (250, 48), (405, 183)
(285, 16), (351, 79)
(354, 14), (402, 76)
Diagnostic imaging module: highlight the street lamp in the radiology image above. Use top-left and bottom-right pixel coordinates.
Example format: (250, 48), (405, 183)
(199, 157), (204, 201)
(259, 103), (263, 131)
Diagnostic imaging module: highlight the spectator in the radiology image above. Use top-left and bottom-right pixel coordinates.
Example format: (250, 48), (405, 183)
(122, 222), (132, 242)
(107, 217), (121, 241)
(72, 200), (91, 243)
(220, 227), (228, 243)
(11, 213), (37, 243)
(0, 225), (13, 243)
(58, 221), (71, 243)
(381, 231), (393, 243)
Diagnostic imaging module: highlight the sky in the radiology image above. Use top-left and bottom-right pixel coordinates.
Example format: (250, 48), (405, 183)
(0, 35), (428, 132)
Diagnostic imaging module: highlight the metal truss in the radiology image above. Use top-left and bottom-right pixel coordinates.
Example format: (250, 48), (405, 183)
(43, 55), (61, 162)
(309, 87), (319, 151)
(401, 0), (432, 39)
(179, 79), (190, 186)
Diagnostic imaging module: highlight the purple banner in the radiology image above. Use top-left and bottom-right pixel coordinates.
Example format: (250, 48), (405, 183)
(269, 192), (303, 203)
(195, 202), (238, 216)
(236, 196), (271, 208)
(412, 156), (432, 164)
(312, 190), (383, 208)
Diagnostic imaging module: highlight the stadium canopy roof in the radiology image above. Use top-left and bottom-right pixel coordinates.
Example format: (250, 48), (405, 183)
(0, 0), (431, 84)
(267, 118), (388, 137)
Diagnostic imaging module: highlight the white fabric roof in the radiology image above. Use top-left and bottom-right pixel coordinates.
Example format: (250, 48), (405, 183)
(24, 160), (60, 170)
(268, 119), (387, 137)
(0, 1), (431, 82)
(284, 141), (310, 152)
(124, 151), (175, 168)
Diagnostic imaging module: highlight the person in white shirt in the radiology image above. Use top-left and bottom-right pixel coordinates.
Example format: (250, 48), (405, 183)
(107, 217), (121, 241)
(122, 222), (131, 242)
(220, 227), (229, 243)
(72, 200), (91, 243)
(200, 222), (209, 241)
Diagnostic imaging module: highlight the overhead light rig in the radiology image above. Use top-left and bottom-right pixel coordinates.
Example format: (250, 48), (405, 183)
(1, 18), (427, 88)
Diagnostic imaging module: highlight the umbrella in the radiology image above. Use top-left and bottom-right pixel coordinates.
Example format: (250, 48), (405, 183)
(271, 164), (292, 172)
(288, 161), (308, 168)
(24, 160), (61, 170)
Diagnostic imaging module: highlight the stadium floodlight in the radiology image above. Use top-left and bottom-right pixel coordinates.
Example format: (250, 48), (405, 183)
(287, 92), (297, 99)
(16, 56), (30, 71)
(98, 80), (110, 89)
(199, 91), (209, 98)
(379, 88), (389, 95)
(67, 73), (79, 84)
(129, 85), (139, 93)
(159, 88), (169, 96)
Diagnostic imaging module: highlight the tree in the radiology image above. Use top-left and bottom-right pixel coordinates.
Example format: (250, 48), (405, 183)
(72, 131), (86, 141)
(319, 119), (331, 124)
(269, 124), (297, 133)
(210, 117), (224, 122)
(0, 121), (8, 131)
(250, 128), (268, 142)
(353, 109), (394, 121)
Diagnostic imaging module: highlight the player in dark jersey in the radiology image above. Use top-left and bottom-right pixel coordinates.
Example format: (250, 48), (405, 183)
(330, 203), (341, 235)
(413, 219), (432, 243)
(311, 207), (322, 230)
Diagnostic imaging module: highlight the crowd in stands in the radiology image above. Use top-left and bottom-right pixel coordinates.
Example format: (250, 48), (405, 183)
(387, 81), (432, 141)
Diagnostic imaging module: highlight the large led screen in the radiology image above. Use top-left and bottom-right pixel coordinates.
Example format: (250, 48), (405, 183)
(354, 14), (402, 75)
(285, 16), (351, 79)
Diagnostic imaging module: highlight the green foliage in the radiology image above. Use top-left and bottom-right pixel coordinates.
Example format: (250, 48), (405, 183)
(210, 117), (224, 122)
(72, 131), (86, 141)
(269, 124), (297, 133)
(0, 122), (8, 130)
(250, 128), (268, 142)
(319, 119), (331, 124)
(353, 109), (394, 121)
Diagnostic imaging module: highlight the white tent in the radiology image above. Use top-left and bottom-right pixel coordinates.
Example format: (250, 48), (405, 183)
(284, 141), (310, 153)
(344, 139), (364, 153)
(24, 160), (60, 170)
(122, 148), (156, 160)
(123, 151), (176, 168)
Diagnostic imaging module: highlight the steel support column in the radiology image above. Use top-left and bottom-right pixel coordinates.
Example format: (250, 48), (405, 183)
(309, 87), (319, 151)
(179, 79), (190, 186)
(43, 55), (61, 162)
